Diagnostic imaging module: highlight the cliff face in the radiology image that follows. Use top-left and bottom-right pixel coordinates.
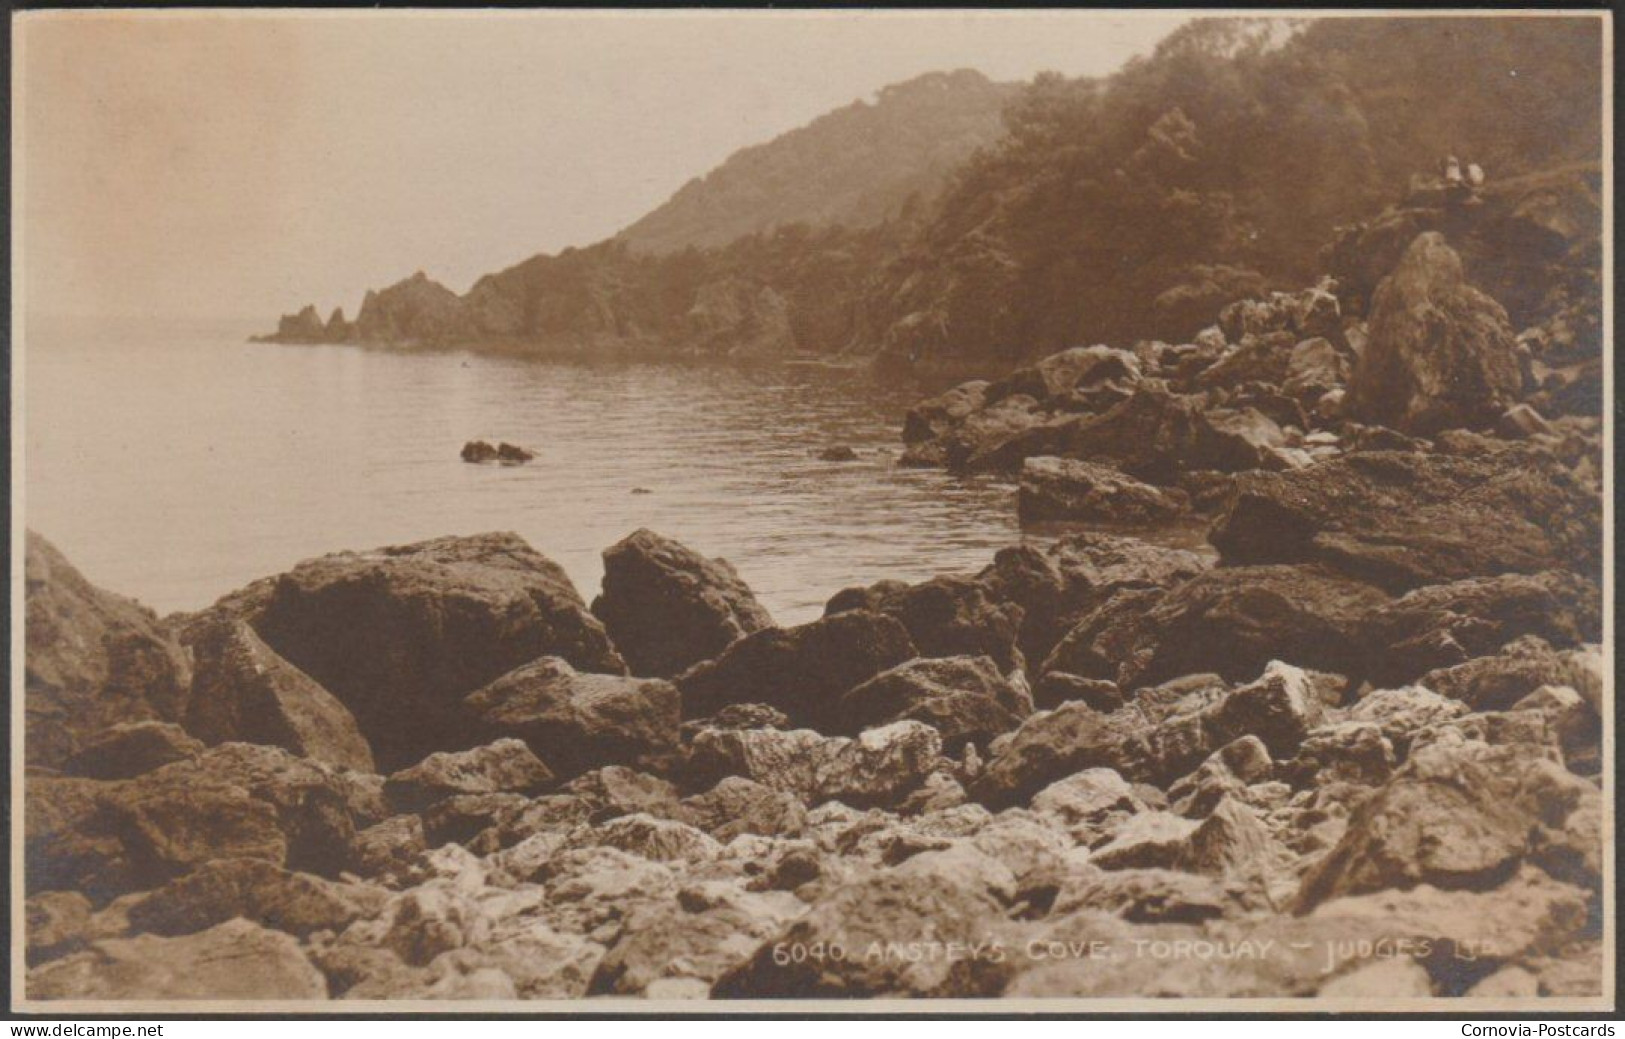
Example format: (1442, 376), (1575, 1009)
(617, 70), (1016, 256)
(257, 18), (1601, 370)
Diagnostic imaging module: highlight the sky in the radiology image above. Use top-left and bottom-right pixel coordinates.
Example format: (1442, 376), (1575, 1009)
(15, 10), (1189, 325)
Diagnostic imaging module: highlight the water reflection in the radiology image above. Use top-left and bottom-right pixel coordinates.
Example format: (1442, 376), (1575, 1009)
(27, 327), (1025, 624)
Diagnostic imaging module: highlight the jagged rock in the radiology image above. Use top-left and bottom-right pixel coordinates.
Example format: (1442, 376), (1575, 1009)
(28, 918), (327, 1000)
(1042, 564), (1386, 689)
(1219, 282), (1341, 342)
(274, 305), (327, 342)
(713, 873), (1008, 997)
(1359, 570), (1600, 686)
(942, 394), (1050, 471)
(973, 663), (1323, 809)
(826, 575), (1024, 672)
(62, 721), (202, 780)
(688, 721), (942, 809)
(1512, 685), (1599, 774)
(383, 739), (555, 813)
(420, 793), (531, 848)
(818, 445), (860, 462)
(28, 744), (382, 903)
(677, 777), (808, 840)
(1415, 634), (1595, 715)
(977, 532), (1211, 669)
(123, 858), (384, 938)
(901, 381), (989, 459)
(495, 442), (534, 463)
(590, 885), (803, 995)
(565, 813), (723, 865)
(1032, 673), (1123, 712)
(838, 656), (1031, 752)
(25, 892), (95, 966)
(1351, 233), (1522, 434)
(1211, 451), (1601, 591)
(25, 531), (192, 770)
(966, 383), (1207, 481)
(180, 532), (624, 770)
(1295, 736), (1600, 909)
(1282, 337), (1352, 403)
(1167, 735), (1276, 817)
(675, 610), (916, 730)
(1344, 686), (1472, 758)
(988, 345), (1142, 405)
(561, 766), (682, 823)
(185, 619), (375, 773)
(1196, 331), (1297, 390)
(460, 440), (498, 463)
(1029, 769), (1146, 844)
(352, 815), (428, 882)
(591, 529), (774, 678)
(1193, 407), (1289, 472)
(462, 656), (679, 779)
(352, 271), (472, 344)
(681, 703), (790, 736)
(1282, 722), (1396, 789)
(1017, 457), (1187, 525)
(1498, 403), (1554, 439)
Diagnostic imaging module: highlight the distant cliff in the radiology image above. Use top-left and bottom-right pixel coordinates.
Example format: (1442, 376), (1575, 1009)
(257, 17), (1601, 370)
(617, 69), (1017, 256)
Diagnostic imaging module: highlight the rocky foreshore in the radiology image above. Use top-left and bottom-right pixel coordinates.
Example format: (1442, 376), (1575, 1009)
(30, 186), (1606, 1002)
(23, 444), (1604, 1001)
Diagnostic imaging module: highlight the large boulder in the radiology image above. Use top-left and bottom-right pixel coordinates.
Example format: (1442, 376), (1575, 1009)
(1017, 457), (1187, 525)
(1042, 564), (1388, 690)
(675, 610), (916, 731)
(24, 532), (191, 770)
(180, 533), (625, 771)
(1295, 735), (1601, 910)
(976, 533), (1212, 670)
(383, 739), (555, 813)
(972, 663), (1324, 808)
(826, 575), (1024, 672)
(28, 744), (384, 904)
(1359, 571), (1601, 687)
(1350, 232), (1522, 434)
(837, 656), (1032, 753)
(28, 918), (328, 1001)
(62, 722), (203, 781)
(687, 721), (942, 809)
(185, 619), (375, 773)
(1211, 451), (1602, 591)
(462, 656), (680, 779)
(591, 529), (773, 678)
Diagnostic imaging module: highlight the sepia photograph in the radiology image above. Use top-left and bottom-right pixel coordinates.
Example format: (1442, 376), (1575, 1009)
(9, 8), (1613, 1015)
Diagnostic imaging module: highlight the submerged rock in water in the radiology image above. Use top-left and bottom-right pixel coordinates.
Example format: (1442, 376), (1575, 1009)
(592, 529), (774, 678)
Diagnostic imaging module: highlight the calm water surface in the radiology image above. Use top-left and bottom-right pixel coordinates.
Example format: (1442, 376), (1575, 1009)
(26, 321), (1025, 624)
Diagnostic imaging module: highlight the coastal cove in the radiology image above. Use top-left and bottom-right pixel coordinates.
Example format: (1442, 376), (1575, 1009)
(24, 319), (1034, 625)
